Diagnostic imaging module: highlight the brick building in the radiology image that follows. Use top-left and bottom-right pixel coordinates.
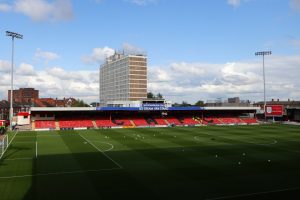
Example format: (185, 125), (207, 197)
(8, 88), (39, 104)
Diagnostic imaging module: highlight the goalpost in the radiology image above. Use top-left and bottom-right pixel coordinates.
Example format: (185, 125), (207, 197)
(0, 134), (9, 159)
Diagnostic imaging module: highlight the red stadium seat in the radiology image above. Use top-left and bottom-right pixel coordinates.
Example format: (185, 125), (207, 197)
(153, 117), (168, 125)
(58, 119), (93, 128)
(35, 120), (56, 129)
(166, 117), (182, 125)
(131, 118), (149, 126)
(95, 117), (116, 127)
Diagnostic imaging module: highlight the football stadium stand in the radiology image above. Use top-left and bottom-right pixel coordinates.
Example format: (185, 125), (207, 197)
(28, 106), (260, 131)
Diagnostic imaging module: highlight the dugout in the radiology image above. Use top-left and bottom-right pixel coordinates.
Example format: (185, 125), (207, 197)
(286, 107), (300, 122)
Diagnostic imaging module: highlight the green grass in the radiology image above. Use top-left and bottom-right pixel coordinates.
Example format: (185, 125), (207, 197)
(1, 125), (300, 199)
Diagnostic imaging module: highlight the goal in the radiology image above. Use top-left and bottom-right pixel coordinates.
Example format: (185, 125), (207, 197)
(0, 135), (9, 159)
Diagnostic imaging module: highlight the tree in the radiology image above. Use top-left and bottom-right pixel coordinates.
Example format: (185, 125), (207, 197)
(172, 102), (181, 107)
(181, 101), (191, 107)
(156, 93), (163, 99)
(195, 100), (205, 107)
(147, 92), (154, 99)
(72, 99), (89, 107)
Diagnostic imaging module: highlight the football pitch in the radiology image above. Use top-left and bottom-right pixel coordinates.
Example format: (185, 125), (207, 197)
(0, 125), (300, 200)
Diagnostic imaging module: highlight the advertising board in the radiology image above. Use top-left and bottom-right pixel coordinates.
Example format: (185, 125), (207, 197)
(265, 105), (283, 116)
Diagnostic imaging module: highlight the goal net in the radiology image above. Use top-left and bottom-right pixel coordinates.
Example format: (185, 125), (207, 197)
(0, 135), (9, 159)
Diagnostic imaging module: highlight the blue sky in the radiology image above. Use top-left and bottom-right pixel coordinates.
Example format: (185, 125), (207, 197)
(1, 0), (300, 104)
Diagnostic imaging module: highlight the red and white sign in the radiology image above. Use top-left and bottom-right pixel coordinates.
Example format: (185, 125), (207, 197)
(17, 112), (30, 117)
(0, 120), (5, 126)
(265, 105), (283, 116)
(17, 112), (30, 125)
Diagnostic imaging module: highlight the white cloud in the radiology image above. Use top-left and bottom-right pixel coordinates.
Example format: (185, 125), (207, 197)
(35, 48), (60, 63)
(227, 0), (241, 8)
(228, 1), (299, 11)
(81, 47), (115, 64)
(290, 0), (300, 11)
(221, 63), (260, 85)
(93, 0), (104, 4)
(51, 0), (73, 21)
(148, 67), (172, 82)
(46, 67), (85, 81)
(16, 63), (36, 76)
(170, 62), (206, 76)
(0, 60), (11, 73)
(125, 0), (157, 6)
(148, 55), (300, 104)
(0, 65), (99, 103)
(0, 3), (12, 12)
(122, 43), (146, 55)
(0, 0), (74, 22)
(14, 0), (52, 21)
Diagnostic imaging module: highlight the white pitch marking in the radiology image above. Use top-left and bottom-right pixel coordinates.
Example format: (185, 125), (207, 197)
(0, 168), (122, 179)
(248, 139), (278, 145)
(5, 157), (33, 161)
(93, 141), (114, 152)
(79, 134), (123, 169)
